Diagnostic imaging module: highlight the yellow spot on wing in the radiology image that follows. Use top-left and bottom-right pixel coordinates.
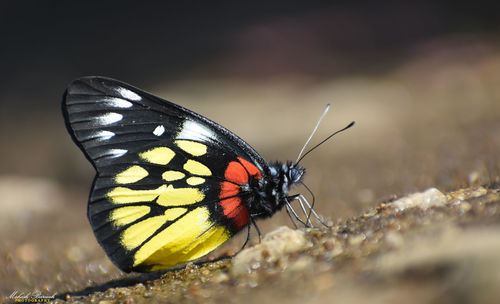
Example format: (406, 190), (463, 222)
(139, 147), (175, 165)
(157, 185), (204, 206)
(111, 206), (150, 227)
(164, 208), (187, 221)
(107, 185), (167, 204)
(162, 170), (185, 181)
(184, 160), (212, 176)
(186, 177), (205, 186)
(107, 184), (204, 206)
(122, 215), (167, 250)
(175, 140), (207, 156)
(115, 165), (149, 184)
(132, 207), (230, 269)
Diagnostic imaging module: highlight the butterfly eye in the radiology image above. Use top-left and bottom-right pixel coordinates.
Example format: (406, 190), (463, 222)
(288, 167), (303, 183)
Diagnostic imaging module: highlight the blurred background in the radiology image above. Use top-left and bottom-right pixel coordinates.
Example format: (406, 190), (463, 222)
(1, 0), (500, 298)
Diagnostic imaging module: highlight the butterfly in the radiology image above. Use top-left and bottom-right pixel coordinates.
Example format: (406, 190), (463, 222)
(62, 76), (353, 272)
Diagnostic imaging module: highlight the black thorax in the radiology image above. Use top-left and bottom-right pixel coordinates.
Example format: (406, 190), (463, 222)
(243, 161), (305, 219)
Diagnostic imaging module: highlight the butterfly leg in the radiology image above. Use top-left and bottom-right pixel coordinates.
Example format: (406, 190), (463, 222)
(251, 217), (262, 243)
(296, 195), (313, 227)
(235, 224), (252, 255)
(285, 203), (299, 229)
(298, 194), (328, 227)
(285, 201), (308, 227)
(299, 181), (320, 226)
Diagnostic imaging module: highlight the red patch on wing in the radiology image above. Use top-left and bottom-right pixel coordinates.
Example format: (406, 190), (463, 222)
(220, 197), (240, 216)
(220, 181), (240, 199)
(229, 205), (250, 230)
(220, 197), (249, 230)
(224, 161), (248, 184)
(237, 157), (262, 179)
(219, 158), (261, 230)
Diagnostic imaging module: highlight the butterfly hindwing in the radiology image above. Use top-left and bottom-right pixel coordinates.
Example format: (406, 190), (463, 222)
(63, 77), (265, 271)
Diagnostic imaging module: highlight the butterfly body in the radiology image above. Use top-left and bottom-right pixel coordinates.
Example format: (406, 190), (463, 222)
(63, 77), (304, 272)
(248, 161), (305, 219)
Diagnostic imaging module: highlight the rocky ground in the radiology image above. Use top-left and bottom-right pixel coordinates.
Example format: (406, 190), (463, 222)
(49, 185), (500, 304)
(2, 181), (500, 304)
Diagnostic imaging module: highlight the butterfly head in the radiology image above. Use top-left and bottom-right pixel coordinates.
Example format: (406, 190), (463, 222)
(250, 161), (305, 218)
(268, 161), (304, 182)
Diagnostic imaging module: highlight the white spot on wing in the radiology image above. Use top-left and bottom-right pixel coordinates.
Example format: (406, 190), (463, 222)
(93, 130), (115, 140)
(116, 87), (142, 101)
(103, 97), (133, 108)
(96, 113), (122, 125)
(176, 120), (215, 141)
(153, 125), (165, 136)
(107, 149), (127, 158)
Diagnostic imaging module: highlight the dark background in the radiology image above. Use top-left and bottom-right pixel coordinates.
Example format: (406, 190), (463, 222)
(2, 1), (499, 103)
(1, 1), (499, 168)
(1, 1), (500, 297)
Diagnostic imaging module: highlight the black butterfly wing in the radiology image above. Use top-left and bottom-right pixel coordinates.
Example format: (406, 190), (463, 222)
(63, 76), (266, 169)
(63, 77), (267, 272)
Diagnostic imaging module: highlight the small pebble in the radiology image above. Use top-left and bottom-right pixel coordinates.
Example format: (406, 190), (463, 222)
(231, 226), (311, 276)
(391, 188), (447, 212)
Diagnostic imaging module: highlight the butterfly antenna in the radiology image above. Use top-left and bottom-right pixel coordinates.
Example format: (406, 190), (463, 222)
(296, 121), (355, 165)
(295, 104), (331, 164)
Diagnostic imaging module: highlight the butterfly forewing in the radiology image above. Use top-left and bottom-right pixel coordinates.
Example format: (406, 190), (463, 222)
(63, 77), (265, 271)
